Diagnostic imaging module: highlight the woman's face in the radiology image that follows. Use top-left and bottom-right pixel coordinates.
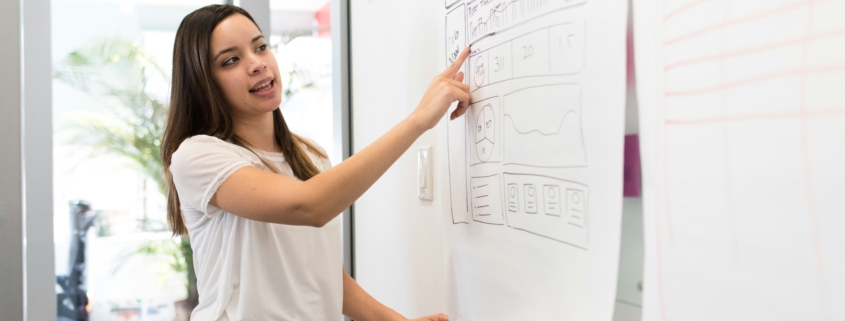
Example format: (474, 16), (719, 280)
(209, 14), (281, 118)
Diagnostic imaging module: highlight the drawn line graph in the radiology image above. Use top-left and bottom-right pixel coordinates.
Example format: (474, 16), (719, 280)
(469, 0), (550, 39)
(466, 0), (586, 43)
(504, 110), (578, 135)
(502, 84), (587, 168)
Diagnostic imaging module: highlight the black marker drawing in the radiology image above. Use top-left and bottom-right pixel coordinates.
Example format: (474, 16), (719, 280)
(448, 109), (471, 225)
(503, 83), (587, 168)
(471, 174), (505, 225)
(504, 173), (589, 249)
(466, 96), (501, 165)
(466, 0), (586, 44)
(468, 21), (585, 93)
(445, 4), (467, 66)
(445, 1), (591, 250)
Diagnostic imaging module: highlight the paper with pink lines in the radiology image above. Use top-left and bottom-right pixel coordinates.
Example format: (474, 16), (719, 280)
(635, 0), (845, 320)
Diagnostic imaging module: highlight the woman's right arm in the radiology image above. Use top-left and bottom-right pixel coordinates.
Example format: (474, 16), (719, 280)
(210, 47), (471, 227)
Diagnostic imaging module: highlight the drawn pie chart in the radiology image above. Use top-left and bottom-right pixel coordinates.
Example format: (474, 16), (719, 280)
(475, 105), (495, 162)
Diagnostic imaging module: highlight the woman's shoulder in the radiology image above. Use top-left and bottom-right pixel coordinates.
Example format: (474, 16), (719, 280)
(180, 134), (228, 146)
(299, 137), (332, 170)
(172, 135), (256, 167)
(174, 135), (231, 156)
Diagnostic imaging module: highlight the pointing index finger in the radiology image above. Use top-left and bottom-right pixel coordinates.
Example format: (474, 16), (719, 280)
(442, 46), (470, 78)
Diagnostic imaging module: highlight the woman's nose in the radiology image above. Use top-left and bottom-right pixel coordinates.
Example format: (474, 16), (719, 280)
(249, 57), (266, 74)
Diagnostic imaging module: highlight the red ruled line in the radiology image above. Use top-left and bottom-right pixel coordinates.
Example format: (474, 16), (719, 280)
(663, 0), (712, 21)
(664, 0), (817, 46)
(664, 107), (845, 125)
(663, 64), (845, 96)
(664, 27), (845, 71)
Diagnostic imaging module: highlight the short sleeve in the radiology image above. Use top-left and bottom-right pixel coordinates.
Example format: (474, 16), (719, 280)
(170, 135), (252, 216)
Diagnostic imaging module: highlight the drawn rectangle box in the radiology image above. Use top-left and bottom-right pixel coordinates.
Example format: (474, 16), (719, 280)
(467, 96), (500, 165)
(447, 115), (472, 224)
(567, 188), (585, 227)
(543, 185), (562, 216)
(511, 28), (550, 79)
(487, 41), (512, 84)
(445, 3), (467, 65)
(470, 50), (489, 91)
(549, 21), (585, 74)
(503, 173), (589, 249)
(470, 174), (504, 225)
(524, 184), (538, 214)
(503, 84), (587, 168)
(506, 183), (519, 213)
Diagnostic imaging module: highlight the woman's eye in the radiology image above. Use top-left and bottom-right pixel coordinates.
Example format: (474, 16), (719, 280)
(223, 57), (239, 66)
(257, 44), (267, 52)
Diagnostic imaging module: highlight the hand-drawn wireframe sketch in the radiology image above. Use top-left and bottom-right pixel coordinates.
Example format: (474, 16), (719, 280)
(445, 4), (467, 66)
(448, 112), (471, 224)
(504, 173), (588, 248)
(441, 0), (626, 320)
(448, 4), (592, 236)
(549, 23), (584, 74)
(465, 0), (587, 44)
(470, 174), (505, 225)
(472, 53), (487, 89)
(469, 22), (585, 93)
(503, 84), (587, 168)
(468, 97), (501, 165)
(446, 2), (471, 225)
(445, 0), (460, 10)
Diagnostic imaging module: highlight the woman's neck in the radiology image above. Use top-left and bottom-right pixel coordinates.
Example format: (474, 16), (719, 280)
(232, 111), (281, 153)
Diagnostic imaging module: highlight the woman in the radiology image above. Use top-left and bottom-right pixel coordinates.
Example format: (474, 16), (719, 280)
(161, 4), (470, 320)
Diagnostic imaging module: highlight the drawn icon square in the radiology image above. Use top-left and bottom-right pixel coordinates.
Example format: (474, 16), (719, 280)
(543, 185), (561, 216)
(507, 183), (519, 213)
(566, 188), (585, 226)
(524, 184), (538, 214)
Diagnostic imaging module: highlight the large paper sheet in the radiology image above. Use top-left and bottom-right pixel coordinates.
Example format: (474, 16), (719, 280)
(441, 0), (627, 319)
(634, 0), (845, 320)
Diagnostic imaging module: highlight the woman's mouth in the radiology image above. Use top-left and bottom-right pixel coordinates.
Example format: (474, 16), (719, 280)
(249, 79), (274, 93)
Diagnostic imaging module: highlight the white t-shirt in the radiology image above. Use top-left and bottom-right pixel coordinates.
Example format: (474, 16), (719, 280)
(170, 135), (342, 321)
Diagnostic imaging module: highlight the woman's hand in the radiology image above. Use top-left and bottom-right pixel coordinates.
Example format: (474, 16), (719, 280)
(409, 313), (449, 321)
(410, 46), (472, 132)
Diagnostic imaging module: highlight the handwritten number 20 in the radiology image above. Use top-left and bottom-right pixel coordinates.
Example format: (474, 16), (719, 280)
(522, 45), (534, 59)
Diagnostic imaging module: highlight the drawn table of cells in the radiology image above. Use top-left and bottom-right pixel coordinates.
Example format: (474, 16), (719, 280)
(446, 4), (592, 249)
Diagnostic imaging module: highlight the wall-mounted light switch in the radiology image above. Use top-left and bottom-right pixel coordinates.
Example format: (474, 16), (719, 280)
(418, 146), (432, 200)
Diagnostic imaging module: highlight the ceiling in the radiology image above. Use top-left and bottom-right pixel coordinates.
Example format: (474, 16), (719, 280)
(269, 0), (329, 12)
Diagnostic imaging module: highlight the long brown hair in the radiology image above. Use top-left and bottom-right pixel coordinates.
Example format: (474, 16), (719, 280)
(161, 4), (326, 235)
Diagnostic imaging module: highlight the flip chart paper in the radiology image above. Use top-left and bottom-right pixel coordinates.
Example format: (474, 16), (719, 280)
(634, 0), (845, 320)
(441, 0), (628, 319)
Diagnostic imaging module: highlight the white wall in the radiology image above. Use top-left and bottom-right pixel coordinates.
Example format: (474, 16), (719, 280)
(350, 0), (449, 318)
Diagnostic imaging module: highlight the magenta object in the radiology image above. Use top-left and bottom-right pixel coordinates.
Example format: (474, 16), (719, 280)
(623, 134), (641, 197)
